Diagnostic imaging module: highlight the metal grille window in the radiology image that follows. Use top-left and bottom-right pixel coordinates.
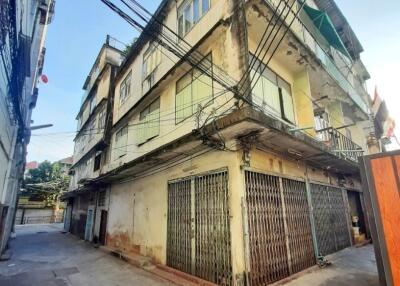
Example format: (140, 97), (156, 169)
(167, 170), (232, 285)
(244, 171), (314, 286)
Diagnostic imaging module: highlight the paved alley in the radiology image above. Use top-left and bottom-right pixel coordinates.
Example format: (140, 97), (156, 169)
(0, 224), (171, 286)
(273, 244), (379, 286)
(0, 224), (380, 286)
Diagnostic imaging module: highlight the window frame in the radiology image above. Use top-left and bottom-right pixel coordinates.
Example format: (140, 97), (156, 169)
(137, 97), (161, 145)
(114, 125), (128, 159)
(249, 54), (296, 124)
(98, 106), (106, 131)
(119, 71), (132, 106)
(177, 0), (211, 37)
(175, 53), (214, 124)
(93, 151), (102, 172)
(142, 44), (161, 84)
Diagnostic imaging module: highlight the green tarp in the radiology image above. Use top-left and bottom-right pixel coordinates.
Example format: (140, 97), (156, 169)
(303, 4), (351, 58)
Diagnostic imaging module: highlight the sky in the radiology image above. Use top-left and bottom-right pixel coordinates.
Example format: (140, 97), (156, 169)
(27, 0), (400, 163)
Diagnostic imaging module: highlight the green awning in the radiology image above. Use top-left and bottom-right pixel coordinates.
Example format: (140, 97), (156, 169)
(303, 4), (351, 58)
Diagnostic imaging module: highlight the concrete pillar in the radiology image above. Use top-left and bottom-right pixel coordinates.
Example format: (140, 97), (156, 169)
(228, 151), (247, 285)
(293, 69), (316, 137)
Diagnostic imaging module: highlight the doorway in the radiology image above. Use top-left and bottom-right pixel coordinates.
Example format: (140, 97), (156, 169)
(99, 210), (108, 245)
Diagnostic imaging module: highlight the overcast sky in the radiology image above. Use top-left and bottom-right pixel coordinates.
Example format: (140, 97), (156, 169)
(27, 0), (400, 163)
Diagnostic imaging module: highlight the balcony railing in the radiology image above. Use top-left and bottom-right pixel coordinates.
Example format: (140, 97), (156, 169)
(316, 126), (363, 162)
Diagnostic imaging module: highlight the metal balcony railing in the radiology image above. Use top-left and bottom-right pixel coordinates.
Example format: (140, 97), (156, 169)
(316, 126), (363, 162)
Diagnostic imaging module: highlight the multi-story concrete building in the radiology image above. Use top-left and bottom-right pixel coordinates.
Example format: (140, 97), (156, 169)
(65, 35), (125, 240)
(65, 0), (376, 284)
(0, 0), (54, 255)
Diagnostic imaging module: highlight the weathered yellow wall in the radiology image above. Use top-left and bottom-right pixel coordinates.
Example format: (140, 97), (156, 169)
(112, 0), (228, 125)
(106, 1), (241, 171)
(293, 70), (316, 136)
(107, 150), (246, 275)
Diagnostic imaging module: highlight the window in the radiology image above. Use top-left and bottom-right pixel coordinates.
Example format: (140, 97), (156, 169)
(137, 98), (160, 144)
(176, 54), (213, 123)
(178, 0), (210, 37)
(93, 151), (102, 171)
(89, 95), (96, 114)
(142, 44), (161, 88)
(87, 118), (95, 142)
(250, 55), (295, 123)
(98, 190), (106, 207)
(119, 71), (132, 105)
(115, 125), (128, 158)
(98, 107), (106, 131)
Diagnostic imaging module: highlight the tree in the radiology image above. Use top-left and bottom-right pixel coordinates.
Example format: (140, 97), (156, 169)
(22, 161), (70, 207)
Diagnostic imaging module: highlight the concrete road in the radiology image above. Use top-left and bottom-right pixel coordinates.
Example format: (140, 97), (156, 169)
(0, 224), (379, 286)
(274, 244), (379, 286)
(0, 224), (172, 286)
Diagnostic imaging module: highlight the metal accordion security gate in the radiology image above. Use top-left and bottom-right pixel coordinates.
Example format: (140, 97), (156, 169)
(309, 183), (351, 256)
(167, 169), (232, 285)
(244, 171), (315, 286)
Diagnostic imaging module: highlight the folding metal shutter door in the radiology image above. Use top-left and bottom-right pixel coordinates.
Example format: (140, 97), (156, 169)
(309, 184), (336, 255)
(195, 171), (232, 285)
(310, 183), (351, 256)
(281, 179), (315, 274)
(167, 179), (192, 274)
(245, 171), (314, 286)
(167, 170), (232, 285)
(327, 186), (351, 251)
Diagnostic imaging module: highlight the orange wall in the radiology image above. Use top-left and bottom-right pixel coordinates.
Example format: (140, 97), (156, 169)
(370, 154), (400, 285)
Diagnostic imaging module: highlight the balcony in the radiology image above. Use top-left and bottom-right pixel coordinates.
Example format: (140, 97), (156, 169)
(316, 126), (363, 162)
(263, 0), (369, 115)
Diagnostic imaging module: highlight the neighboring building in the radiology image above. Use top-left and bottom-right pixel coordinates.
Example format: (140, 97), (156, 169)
(65, 0), (375, 285)
(16, 157), (73, 225)
(57, 156), (73, 176)
(24, 161), (39, 179)
(65, 35), (125, 239)
(0, 0), (54, 254)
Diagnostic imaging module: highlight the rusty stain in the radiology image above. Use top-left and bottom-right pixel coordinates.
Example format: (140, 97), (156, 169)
(106, 231), (163, 264)
(106, 231), (140, 255)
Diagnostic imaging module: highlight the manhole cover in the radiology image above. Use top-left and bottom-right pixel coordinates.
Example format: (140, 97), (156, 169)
(36, 231), (48, 234)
